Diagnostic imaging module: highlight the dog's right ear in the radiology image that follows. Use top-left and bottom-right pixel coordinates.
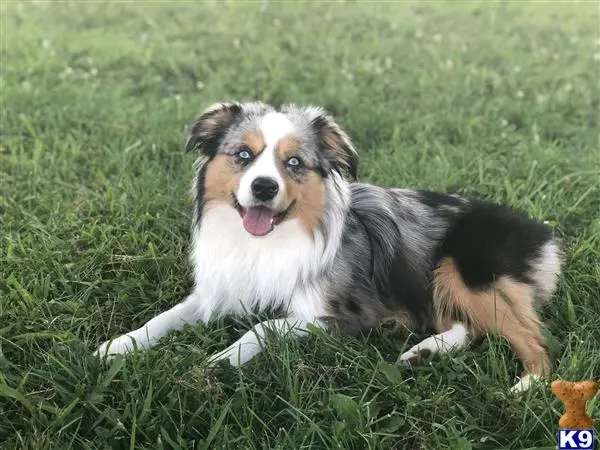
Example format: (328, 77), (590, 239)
(186, 102), (243, 156)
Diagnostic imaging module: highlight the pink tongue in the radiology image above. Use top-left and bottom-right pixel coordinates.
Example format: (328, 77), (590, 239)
(242, 206), (277, 236)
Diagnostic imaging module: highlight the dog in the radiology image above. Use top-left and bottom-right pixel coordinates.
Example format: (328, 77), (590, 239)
(95, 101), (562, 392)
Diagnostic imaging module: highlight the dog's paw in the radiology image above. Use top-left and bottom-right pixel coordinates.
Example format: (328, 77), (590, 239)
(206, 349), (234, 367)
(510, 374), (540, 394)
(206, 340), (262, 368)
(397, 335), (442, 365)
(94, 335), (137, 360)
(397, 346), (434, 366)
(206, 345), (245, 368)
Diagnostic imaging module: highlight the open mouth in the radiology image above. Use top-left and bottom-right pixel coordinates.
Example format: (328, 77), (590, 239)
(232, 194), (296, 237)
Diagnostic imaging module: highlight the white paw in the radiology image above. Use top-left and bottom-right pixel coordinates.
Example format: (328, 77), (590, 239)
(206, 347), (238, 367)
(397, 325), (468, 365)
(510, 374), (539, 393)
(398, 334), (452, 365)
(206, 342), (261, 368)
(397, 342), (437, 365)
(94, 335), (138, 360)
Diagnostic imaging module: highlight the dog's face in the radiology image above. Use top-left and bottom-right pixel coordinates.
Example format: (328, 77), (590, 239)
(186, 102), (357, 236)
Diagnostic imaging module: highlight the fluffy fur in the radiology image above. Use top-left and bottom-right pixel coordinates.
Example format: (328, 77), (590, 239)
(95, 101), (562, 392)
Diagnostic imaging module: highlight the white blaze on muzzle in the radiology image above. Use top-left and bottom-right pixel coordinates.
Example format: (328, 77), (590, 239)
(237, 113), (295, 236)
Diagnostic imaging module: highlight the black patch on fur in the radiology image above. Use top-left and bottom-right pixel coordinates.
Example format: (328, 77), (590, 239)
(330, 299), (341, 313)
(438, 201), (552, 288)
(186, 103), (243, 157)
(309, 114), (358, 181)
(416, 190), (465, 209)
(373, 242), (433, 322)
(404, 355), (418, 365)
(416, 190), (469, 221)
(309, 114), (329, 131)
(418, 348), (432, 359)
(346, 297), (362, 314)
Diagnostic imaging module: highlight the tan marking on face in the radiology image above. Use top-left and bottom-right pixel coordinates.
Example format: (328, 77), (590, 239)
(276, 135), (299, 160)
(203, 154), (241, 210)
(282, 170), (326, 233)
(243, 129), (265, 154)
(433, 257), (551, 377)
(272, 135), (327, 233)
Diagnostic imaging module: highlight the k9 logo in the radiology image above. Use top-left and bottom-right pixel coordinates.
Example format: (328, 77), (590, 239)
(558, 430), (595, 450)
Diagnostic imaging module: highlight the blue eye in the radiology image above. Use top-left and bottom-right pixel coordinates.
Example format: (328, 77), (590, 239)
(236, 149), (253, 163)
(287, 157), (301, 168)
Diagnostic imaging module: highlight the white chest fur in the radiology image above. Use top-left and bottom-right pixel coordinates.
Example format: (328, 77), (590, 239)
(190, 204), (328, 321)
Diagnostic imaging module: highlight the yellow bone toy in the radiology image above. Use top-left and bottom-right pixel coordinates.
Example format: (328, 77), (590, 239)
(551, 379), (598, 429)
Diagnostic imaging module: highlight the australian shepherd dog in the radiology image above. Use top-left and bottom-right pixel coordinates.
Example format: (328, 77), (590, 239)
(96, 102), (562, 392)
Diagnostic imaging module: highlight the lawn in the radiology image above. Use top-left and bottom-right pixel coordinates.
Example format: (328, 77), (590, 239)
(1, 1), (599, 448)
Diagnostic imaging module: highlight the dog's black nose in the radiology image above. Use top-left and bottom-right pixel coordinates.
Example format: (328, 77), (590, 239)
(251, 177), (279, 201)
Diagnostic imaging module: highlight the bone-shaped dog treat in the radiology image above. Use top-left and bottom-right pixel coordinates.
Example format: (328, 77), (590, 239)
(551, 380), (598, 429)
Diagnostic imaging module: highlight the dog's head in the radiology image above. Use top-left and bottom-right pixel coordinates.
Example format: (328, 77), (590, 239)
(187, 101), (357, 237)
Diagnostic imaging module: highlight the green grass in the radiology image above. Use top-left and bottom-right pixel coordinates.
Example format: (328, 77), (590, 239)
(1, 1), (599, 448)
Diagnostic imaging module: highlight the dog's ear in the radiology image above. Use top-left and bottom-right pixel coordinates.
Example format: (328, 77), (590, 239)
(186, 102), (243, 156)
(310, 112), (358, 180)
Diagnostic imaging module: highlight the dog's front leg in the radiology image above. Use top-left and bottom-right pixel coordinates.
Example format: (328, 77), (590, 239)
(94, 292), (211, 359)
(206, 317), (320, 367)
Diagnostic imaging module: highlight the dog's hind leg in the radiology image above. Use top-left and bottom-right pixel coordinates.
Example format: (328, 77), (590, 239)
(95, 291), (211, 359)
(432, 257), (551, 392)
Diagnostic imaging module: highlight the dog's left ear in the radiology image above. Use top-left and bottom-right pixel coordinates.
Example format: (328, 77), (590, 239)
(310, 112), (358, 180)
(186, 102), (243, 156)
